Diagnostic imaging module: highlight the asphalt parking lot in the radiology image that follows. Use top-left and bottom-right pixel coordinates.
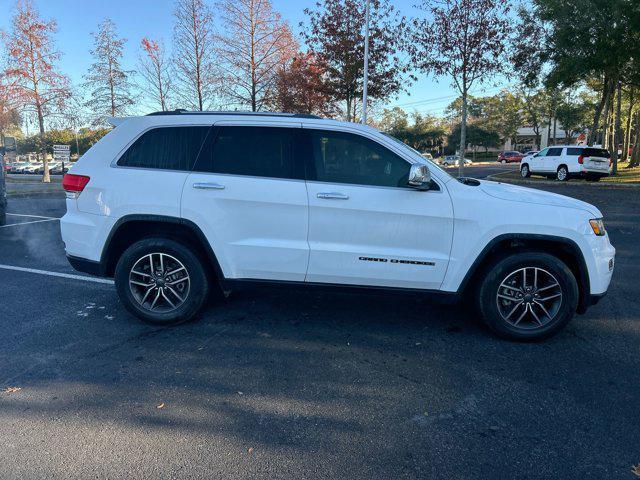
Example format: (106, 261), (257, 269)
(0, 173), (638, 479)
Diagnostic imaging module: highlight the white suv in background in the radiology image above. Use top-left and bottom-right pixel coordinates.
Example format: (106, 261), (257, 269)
(520, 146), (611, 181)
(60, 111), (615, 341)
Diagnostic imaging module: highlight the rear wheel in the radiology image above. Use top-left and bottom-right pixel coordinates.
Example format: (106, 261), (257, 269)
(501, 159), (507, 164)
(556, 165), (569, 181)
(520, 164), (531, 178)
(477, 252), (578, 341)
(115, 238), (209, 325)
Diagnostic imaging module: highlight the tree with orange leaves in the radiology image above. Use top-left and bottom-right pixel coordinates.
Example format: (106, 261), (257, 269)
(2, 0), (70, 182)
(139, 37), (172, 112)
(271, 53), (335, 116)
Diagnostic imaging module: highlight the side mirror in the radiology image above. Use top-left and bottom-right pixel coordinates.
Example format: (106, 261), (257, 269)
(408, 164), (431, 191)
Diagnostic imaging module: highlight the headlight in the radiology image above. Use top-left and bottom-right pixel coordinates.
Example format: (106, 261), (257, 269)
(589, 218), (606, 236)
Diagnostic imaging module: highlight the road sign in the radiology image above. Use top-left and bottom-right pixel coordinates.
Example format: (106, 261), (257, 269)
(53, 144), (70, 162)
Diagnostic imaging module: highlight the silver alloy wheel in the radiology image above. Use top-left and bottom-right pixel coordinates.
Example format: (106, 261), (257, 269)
(521, 165), (529, 177)
(129, 253), (190, 313)
(496, 267), (563, 330)
(557, 167), (567, 181)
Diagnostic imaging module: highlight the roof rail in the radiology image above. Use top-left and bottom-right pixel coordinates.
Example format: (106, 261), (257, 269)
(145, 109), (322, 120)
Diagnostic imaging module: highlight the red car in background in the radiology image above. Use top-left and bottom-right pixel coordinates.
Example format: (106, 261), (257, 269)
(498, 151), (524, 163)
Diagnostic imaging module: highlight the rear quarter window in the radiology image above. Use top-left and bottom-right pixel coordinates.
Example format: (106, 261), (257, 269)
(118, 126), (211, 171)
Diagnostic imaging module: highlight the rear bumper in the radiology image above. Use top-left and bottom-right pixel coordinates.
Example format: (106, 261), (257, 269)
(66, 255), (106, 277)
(575, 169), (610, 177)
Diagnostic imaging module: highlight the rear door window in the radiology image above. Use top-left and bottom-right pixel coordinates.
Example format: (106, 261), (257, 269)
(194, 126), (302, 180)
(118, 126), (211, 171)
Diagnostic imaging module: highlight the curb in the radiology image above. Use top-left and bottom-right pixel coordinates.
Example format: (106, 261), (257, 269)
(6, 177), (62, 185)
(7, 191), (64, 198)
(486, 173), (640, 189)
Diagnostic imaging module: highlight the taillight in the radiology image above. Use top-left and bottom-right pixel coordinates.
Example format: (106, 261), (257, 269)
(578, 155), (584, 164)
(62, 174), (90, 198)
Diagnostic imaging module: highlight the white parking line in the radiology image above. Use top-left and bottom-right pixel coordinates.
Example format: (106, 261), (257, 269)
(7, 212), (60, 220)
(0, 218), (59, 228)
(0, 264), (114, 285)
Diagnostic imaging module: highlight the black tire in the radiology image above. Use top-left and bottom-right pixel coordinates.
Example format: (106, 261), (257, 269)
(477, 252), (579, 341)
(520, 163), (531, 178)
(115, 238), (209, 325)
(501, 159), (507, 164)
(556, 165), (569, 181)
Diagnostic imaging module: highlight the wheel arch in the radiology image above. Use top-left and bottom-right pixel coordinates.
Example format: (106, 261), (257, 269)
(101, 214), (225, 284)
(458, 233), (591, 314)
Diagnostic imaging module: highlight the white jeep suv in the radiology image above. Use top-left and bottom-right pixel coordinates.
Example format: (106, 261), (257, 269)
(520, 146), (611, 182)
(60, 111), (615, 341)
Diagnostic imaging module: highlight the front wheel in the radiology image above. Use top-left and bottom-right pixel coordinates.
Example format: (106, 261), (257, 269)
(477, 252), (579, 341)
(556, 166), (569, 181)
(501, 159), (507, 164)
(115, 238), (209, 325)
(520, 164), (531, 178)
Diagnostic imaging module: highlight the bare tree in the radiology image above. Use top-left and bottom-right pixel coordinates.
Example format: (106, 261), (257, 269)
(84, 18), (135, 123)
(172, 0), (217, 111)
(139, 37), (172, 111)
(215, 0), (297, 111)
(2, 0), (70, 182)
(409, 0), (512, 177)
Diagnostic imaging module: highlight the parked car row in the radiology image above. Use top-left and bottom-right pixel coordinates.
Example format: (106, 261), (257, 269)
(7, 161), (72, 175)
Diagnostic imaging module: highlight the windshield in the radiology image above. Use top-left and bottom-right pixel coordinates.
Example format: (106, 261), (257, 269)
(381, 133), (452, 178)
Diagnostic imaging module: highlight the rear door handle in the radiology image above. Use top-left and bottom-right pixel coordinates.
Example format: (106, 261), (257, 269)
(193, 182), (225, 190)
(317, 192), (349, 200)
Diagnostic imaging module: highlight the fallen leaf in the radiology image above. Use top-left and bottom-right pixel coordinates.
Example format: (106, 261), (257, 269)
(632, 465), (640, 477)
(248, 447), (254, 454)
(5, 387), (21, 393)
(156, 403), (165, 409)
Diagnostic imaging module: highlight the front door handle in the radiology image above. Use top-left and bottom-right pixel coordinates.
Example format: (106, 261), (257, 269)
(193, 182), (225, 190)
(317, 192), (349, 200)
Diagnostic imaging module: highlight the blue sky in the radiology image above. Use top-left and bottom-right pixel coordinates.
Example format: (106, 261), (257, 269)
(0, 0), (510, 116)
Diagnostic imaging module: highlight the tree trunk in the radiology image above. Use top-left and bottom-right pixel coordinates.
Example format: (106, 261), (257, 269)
(629, 111), (640, 168)
(36, 100), (50, 183)
(612, 80), (622, 175)
(602, 82), (613, 150)
(459, 89), (468, 178)
(622, 87), (635, 163)
(588, 75), (610, 146)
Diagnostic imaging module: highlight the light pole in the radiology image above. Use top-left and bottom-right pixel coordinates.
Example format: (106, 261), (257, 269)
(361, 0), (371, 124)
